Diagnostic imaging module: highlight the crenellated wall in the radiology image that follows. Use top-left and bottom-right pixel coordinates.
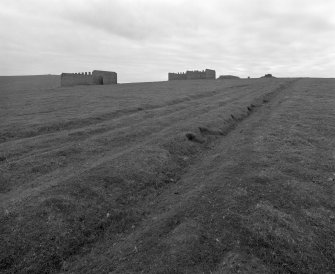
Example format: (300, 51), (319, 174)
(168, 72), (187, 80)
(186, 70), (207, 80)
(168, 69), (216, 81)
(61, 70), (117, 87)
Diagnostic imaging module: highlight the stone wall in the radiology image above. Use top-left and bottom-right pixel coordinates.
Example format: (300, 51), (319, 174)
(61, 72), (93, 87)
(61, 70), (117, 87)
(168, 72), (187, 80)
(205, 69), (216, 79)
(92, 70), (117, 84)
(186, 70), (206, 80)
(168, 69), (216, 81)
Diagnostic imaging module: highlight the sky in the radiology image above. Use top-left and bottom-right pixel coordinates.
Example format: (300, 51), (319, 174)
(0, 0), (334, 82)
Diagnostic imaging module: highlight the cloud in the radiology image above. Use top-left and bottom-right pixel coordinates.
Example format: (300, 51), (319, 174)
(0, 0), (335, 81)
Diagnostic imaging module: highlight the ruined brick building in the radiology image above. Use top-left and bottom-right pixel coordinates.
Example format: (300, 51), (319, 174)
(168, 69), (216, 81)
(61, 70), (117, 87)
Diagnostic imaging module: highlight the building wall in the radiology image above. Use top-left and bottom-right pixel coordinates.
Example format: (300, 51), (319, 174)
(168, 72), (187, 80)
(92, 70), (117, 84)
(186, 70), (206, 80)
(61, 70), (117, 87)
(205, 69), (216, 79)
(61, 73), (93, 87)
(168, 69), (216, 81)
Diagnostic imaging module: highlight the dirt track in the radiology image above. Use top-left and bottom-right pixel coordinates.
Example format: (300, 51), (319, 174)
(1, 77), (334, 273)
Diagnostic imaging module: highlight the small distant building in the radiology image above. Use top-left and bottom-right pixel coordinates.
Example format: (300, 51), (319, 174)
(61, 70), (117, 87)
(168, 69), (216, 81)
(261, 74), (275, 78)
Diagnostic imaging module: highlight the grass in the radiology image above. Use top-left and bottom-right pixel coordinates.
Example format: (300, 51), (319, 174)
(0, 76), (334, 273)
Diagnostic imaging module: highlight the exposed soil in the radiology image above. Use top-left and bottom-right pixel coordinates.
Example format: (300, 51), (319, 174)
(0, 76), (334, 273)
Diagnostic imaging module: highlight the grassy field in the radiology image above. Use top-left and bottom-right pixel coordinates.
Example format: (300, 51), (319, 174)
(0, 76), (334, 273)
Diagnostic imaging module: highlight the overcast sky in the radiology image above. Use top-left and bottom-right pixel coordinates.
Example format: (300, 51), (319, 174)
(0, 0), (334, 82)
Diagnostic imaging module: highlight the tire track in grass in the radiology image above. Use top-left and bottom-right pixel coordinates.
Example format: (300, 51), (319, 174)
(1, 85), (253, 164)
(0, 85), (270, 193)
(0, 79), (282, 164)
(72, 79), (299, 273)
(0, 82), (257, 160)
(0, 83), (253, 144)
(57, 80), (297, 273)
(1, 81), (292, 207)
(0, 80), (295, 273)
(0, 87), (257, 207)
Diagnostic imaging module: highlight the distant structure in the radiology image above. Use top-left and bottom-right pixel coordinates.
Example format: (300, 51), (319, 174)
(261, 74), (275, 78)
(217, 75), (240, 80)
(168, 69), (216, 81)
(61, 70), (117, 87)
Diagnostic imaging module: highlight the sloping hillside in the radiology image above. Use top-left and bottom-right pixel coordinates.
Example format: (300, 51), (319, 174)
(0, 78), (334, 273)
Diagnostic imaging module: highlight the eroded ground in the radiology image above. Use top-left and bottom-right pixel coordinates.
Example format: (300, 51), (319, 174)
(0, 77), (334, 273)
